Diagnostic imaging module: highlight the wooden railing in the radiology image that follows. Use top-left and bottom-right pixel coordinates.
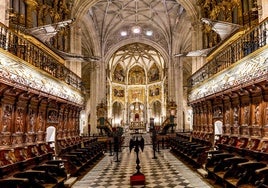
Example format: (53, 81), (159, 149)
(161, 118), (170, 130)
(97, 118), (113, 134)
(0, 22), (82, 91)
(189, 17), (268, 87)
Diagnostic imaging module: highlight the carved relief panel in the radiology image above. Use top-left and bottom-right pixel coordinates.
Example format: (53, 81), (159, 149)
(223, 95), (231, 135)
(250, 87), (263, 137)
(207, 100), (213, 133)
(251, 102), (262, 137)
(36, 99), (48, 143)
(263, 81), (268, 138)
(201, 102), (208, 132)
(240, 92), (251, 136)
(12, 94), (28, 146)
(0, 93), (16, 147)
(1, 104), (13, 133)
(263, 105), (268, 138)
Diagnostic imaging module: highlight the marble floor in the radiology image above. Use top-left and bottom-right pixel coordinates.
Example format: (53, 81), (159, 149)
(72, 133), (213, 188)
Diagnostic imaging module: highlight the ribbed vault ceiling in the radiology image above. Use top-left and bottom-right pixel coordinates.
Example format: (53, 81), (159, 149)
(75, 0), (195, 94)
(85, 0), (189, 56)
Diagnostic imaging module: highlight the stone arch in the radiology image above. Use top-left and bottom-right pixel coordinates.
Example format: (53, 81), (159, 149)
(104, 39), (169, 67)
(71, 0), (199, 26)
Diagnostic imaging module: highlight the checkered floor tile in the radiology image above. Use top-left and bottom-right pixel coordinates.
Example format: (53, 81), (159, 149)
(72, 133), (213, 188)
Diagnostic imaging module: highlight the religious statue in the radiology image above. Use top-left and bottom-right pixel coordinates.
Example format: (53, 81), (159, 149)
(243, 106), (249, 125)
(2, 105), (12, 132)
(254, 104), (260, 125)
(233, 107), (239, 125)
(15, 108), (24, 132)
(225, 109), (230, 124)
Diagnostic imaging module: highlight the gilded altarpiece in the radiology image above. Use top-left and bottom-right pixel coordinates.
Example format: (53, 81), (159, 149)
(128, 66), (145, 85)
(148, 63), (160, 83)
(128, 88), (145, 103)
(113, 86), (125, 104)
(113, 64), (125, 84)
(108, 44), (166, 128)
(148, 85), (161, 104)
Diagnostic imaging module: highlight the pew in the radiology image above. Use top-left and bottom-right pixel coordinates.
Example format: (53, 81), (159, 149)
(13, 170), (59, 188)
(0, 136), (105, 187)
(58, 137), (105, 176)
(205, 137), (268, 187)
(0, 143), (67, 188)
(170, 133), (212, 168)
(0, 177), (43, 188)
(255, 166), (268, 187)
(224, 161), (267, 187)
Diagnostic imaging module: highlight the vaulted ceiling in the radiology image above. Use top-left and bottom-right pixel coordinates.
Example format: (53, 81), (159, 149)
(72, 0), (197, 58)
(87, 0), (186, 55)
(71, 0), (198, 94)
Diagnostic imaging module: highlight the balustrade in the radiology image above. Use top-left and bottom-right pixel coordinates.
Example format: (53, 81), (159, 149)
(189, 17), (268, 87)
(0, 22), (82, 91)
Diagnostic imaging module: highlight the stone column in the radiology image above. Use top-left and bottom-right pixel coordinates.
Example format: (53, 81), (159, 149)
(191, 21), (206, 74)
(68, 22), (82, 77)
(89, 61), (107, 135)
(168, 56), (175, 100)
(174, 58), (183, 131)
(89, 65), (99, 134)
(98, 60), (106, 101)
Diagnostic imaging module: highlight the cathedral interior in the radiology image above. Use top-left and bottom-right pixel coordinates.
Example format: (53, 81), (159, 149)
(0, 0), (268, 187)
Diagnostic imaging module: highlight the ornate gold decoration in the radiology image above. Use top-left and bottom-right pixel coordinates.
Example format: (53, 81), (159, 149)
(189, 49), (268, 102)
(0, 54), (84, 105)
(128, 88), (145, 103)
(148, 63), (160, 82)
(198, 0), (240, 22)
(148, 84), (161, 103)
(128, 66), (145, 85)
(113, 64), (125, 83)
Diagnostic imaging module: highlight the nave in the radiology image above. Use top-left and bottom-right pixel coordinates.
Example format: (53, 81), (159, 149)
(72, 133), (212, 188)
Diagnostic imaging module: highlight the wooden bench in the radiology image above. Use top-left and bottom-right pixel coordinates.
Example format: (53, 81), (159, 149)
(205, 138), (268, 187)
(0, 143), (67, 188)
(59, 137), (105, 176)
(170, 133), (212, 168)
